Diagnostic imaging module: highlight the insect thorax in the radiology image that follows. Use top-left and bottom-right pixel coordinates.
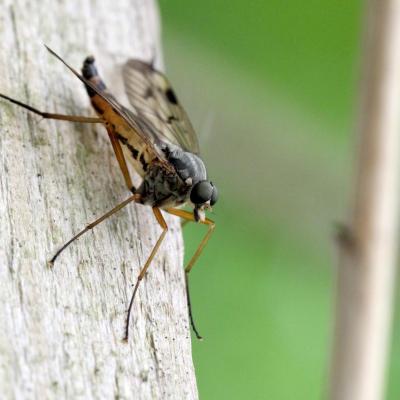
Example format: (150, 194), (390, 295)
(137, 145), (207, 208)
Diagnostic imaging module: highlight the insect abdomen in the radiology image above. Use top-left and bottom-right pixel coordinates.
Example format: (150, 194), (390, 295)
(116, 131), (152, 177)
(82, 56), (106, 99)
(81, 56), (155, 177)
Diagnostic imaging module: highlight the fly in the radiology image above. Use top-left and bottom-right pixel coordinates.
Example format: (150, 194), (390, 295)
(0, 46), (218, 341)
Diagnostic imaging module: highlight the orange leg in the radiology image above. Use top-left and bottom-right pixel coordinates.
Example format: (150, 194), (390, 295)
(0, 93), (136, 193)
(124, 207), (168, 341)
(106, 126), (135, 193)
(0, 93), (102, 123)
(165, 208), (215, 339)
(49, 194), (140, 266)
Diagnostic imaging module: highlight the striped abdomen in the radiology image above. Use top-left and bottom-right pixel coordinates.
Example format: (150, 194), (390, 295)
(81, 56), (155, 177)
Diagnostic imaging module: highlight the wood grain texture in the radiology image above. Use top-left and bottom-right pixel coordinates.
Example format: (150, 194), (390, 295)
(0, 1), (198, 399)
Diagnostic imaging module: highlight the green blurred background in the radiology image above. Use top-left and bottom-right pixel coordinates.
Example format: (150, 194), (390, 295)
(159, 1), (399, 399)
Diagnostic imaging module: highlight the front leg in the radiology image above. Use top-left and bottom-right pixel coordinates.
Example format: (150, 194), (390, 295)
(165, 207), (215, 339)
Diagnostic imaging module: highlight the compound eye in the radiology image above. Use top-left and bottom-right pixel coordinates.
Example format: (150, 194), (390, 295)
(190, 181), (213, 205)
(210, 184), (218, 206)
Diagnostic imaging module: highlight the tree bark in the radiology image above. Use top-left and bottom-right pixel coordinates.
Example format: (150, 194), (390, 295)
(329, 0), (400, 399)
(0, 1), (198, 399)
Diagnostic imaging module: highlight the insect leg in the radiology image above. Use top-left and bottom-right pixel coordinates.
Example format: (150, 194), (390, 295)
(0, 93), (102, 123)
(165, 208), (216, 339)
(49, 194), (140, 266)
(106, 127), (135, 193)
(124, 207), (168, 341)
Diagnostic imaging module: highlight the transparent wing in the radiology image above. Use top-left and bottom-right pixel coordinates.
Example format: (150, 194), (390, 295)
(45, 46), (173, 170)
(123, 59), (200, 154)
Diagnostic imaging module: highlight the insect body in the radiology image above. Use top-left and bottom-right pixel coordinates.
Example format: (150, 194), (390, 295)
(82, 55), (217, 215)
(0, 46), (218, 341)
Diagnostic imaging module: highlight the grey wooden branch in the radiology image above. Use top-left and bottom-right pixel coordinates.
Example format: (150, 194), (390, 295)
(329, 1), (400, 399)
(0, 1), (198, 399)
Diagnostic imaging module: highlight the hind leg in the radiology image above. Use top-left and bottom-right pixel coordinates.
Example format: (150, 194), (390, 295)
(0, 93), (102, 123)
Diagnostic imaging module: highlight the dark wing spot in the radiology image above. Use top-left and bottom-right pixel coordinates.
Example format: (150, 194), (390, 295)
(117, 133), (140, 159)
(117, 133), (128, 145)
(167, 115), (178, 124)
(128, 143), (139, 159)
(140, 153), (148, 171)
(144, 87), (154, 98)
(165, 88), (178, 105)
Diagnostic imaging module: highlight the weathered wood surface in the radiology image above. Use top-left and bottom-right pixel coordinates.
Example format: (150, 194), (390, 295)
(0, 1), (198, 399)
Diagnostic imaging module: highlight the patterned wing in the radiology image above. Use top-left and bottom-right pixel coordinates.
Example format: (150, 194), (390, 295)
(45, 46), (172, 169)
(123, 59), (200, 155)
